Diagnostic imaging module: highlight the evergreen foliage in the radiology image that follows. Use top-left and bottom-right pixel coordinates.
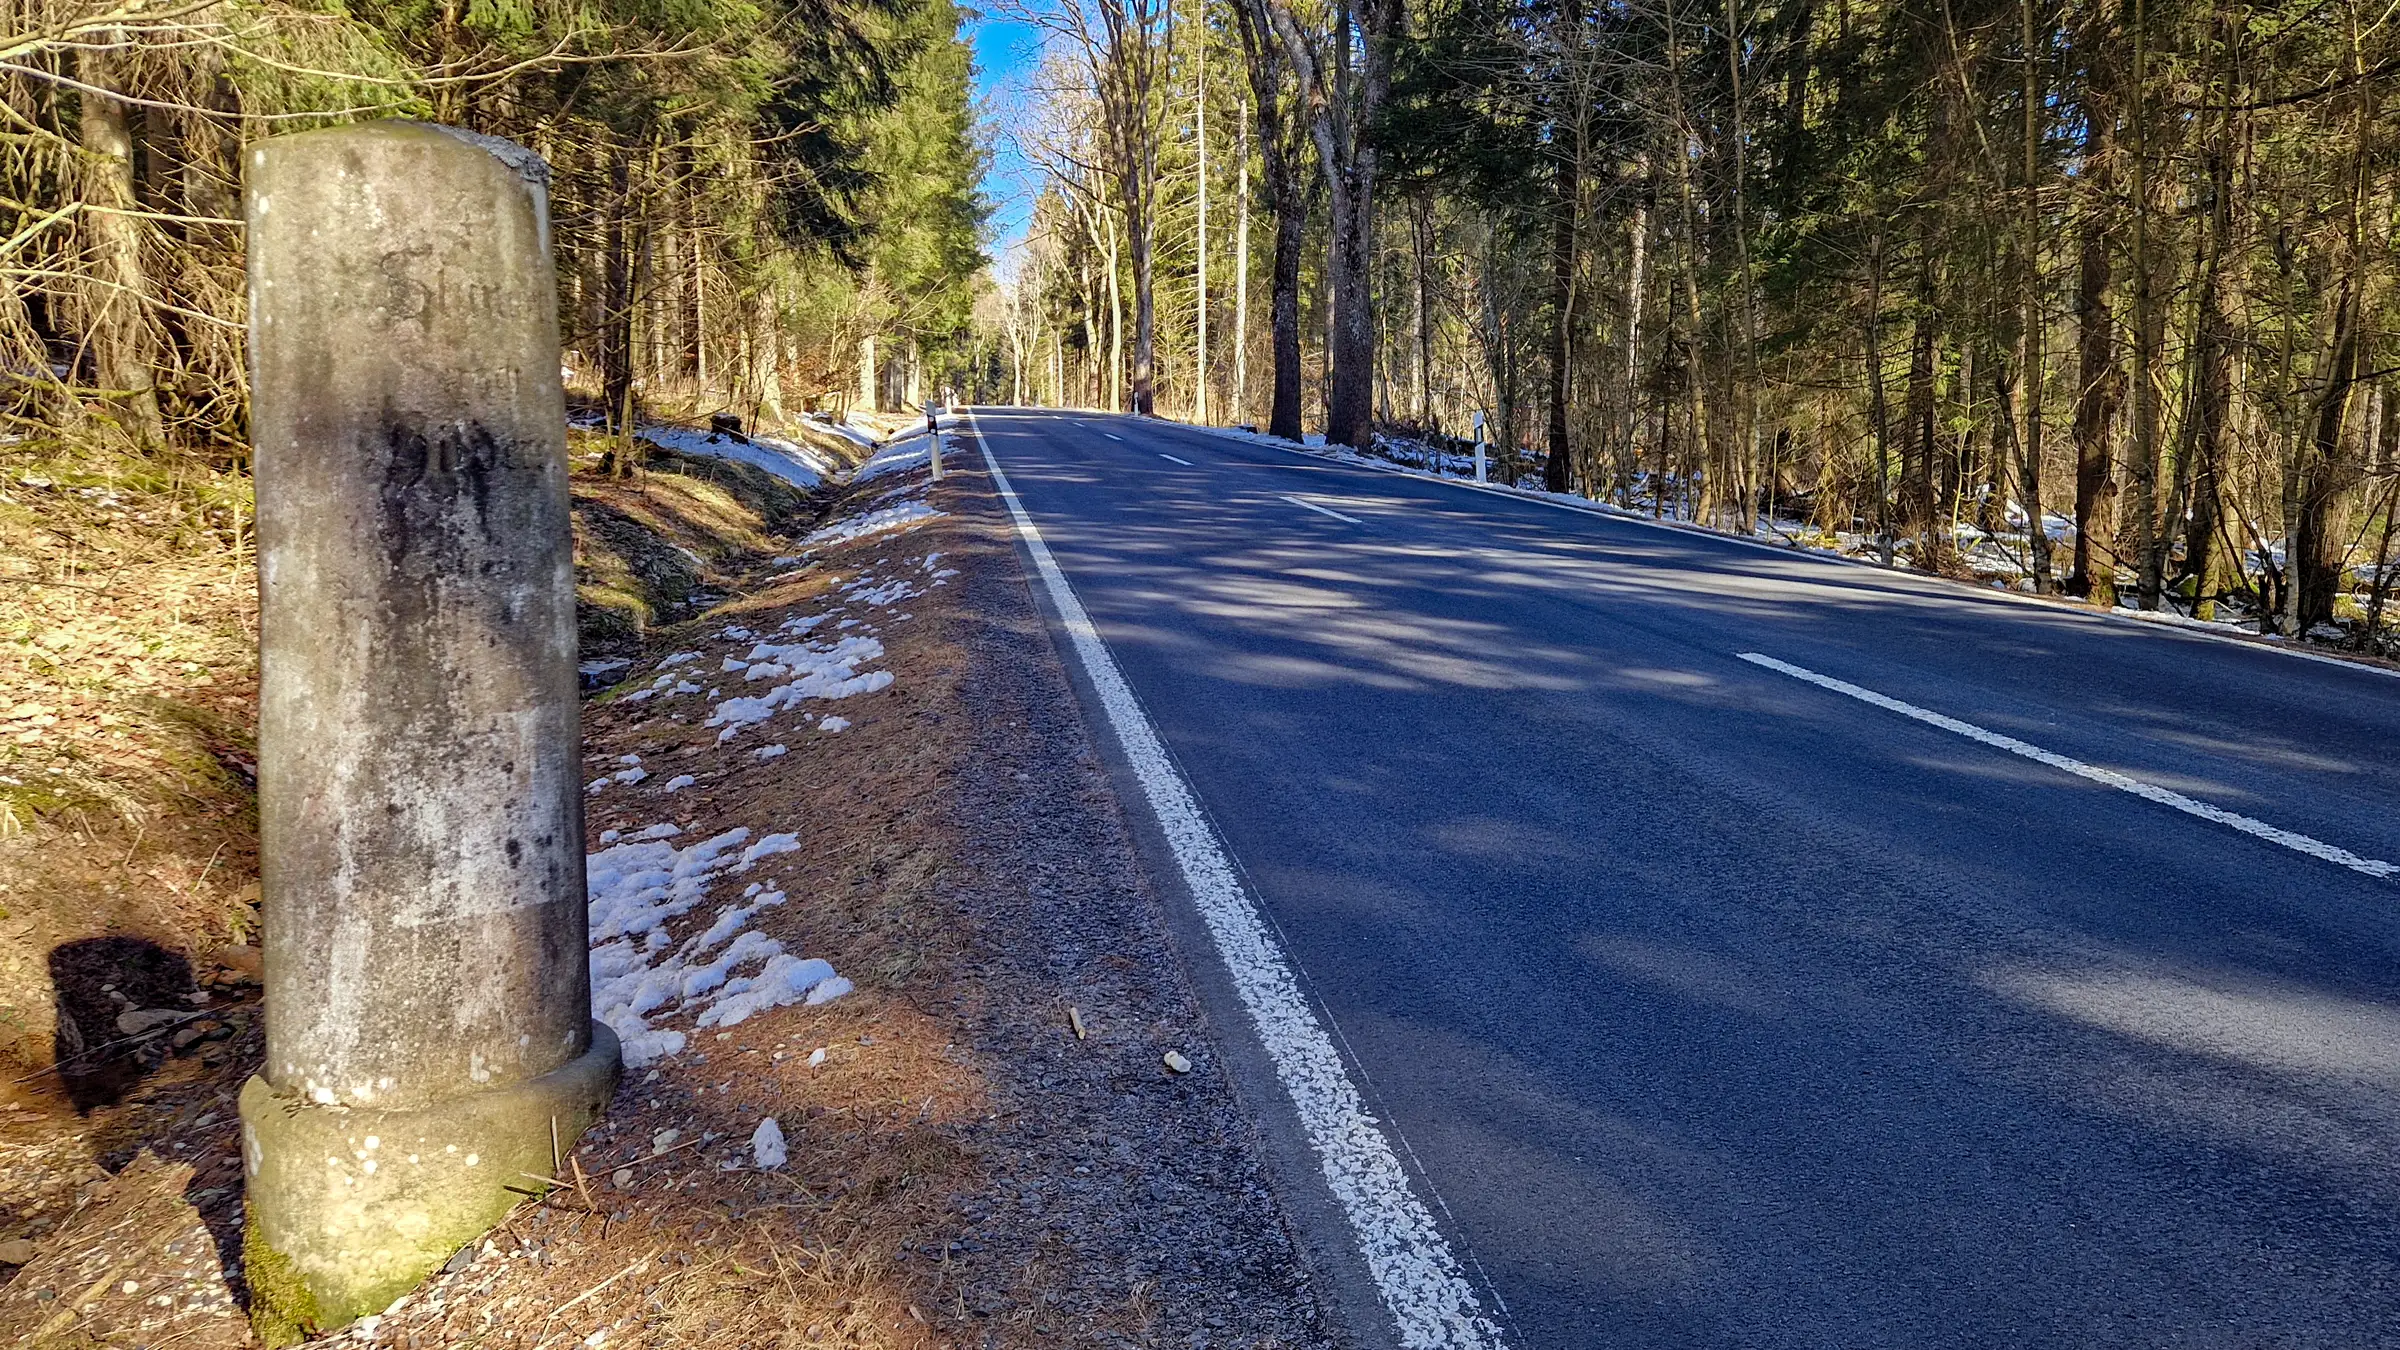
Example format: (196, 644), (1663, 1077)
(1000, 0), (2400, 647)
(3, 0), (989, 448)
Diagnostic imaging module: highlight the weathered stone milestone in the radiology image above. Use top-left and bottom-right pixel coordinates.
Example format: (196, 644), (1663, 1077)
(240, 121), (619, 1339)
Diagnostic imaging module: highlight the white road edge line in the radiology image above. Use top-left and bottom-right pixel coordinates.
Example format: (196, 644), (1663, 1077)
(967, 410), (1506, 1348)
(1738, 651), (2397, 880)
(1159, 452), (1193, 466)
(1283, 494), (1363, 525)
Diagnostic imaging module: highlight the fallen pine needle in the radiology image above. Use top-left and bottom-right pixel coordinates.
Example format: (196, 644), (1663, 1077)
(541, 1247), (660, 1327)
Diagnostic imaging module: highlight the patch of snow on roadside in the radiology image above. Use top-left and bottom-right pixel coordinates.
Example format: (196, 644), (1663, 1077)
(619, 670), (703, 704)
(795, 498), (942, 552)
(806, 415), (877, 449)
(843, 575), (921, 608)
(704, 634), (892, 741)
(638, 425), (838, 490)
(701, 957), (852, 1028)
(586, 826), (848, 1066)
(751, 1117), (786, 1168)
(854, 438), (931, 482)
(588, 759), (649, 793)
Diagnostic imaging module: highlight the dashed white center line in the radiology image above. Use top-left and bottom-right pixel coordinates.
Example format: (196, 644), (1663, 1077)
(1159, 453), (1193, 466)
(1282, 495), (1362, 525)
(1739, 651), (2398, 880)
(1103, 432), (1124, 442)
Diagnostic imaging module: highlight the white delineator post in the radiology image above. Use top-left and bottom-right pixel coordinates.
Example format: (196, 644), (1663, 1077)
(1474, 410), (1489, 483)
(241, 122), (619, 1336)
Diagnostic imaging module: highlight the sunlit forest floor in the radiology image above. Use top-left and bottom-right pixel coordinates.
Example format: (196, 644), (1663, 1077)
(0, 420), (1333, 1348)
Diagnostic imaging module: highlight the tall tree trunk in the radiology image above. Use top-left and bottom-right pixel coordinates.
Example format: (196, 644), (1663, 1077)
(1624, 157), (1650, 507)
(76, 40), (163, 445)
(1543, 0), (1582, 493)
(751, 298), (784, 427)
(1904, 235), (1941, 559)
(2180, 31), (2238, 619)
(2283, 16), (2380, 635)
(2126, 0), (2169, 609)
(2017, 0), (2052, 591)
(1724, 0), (1760, 530)
(1129, 195), (1156, 415)
(1235, 0), (1308, 440)
(1324, 151), (1376, 446)
(182, 45), (239, 225)
(1107, 210), (1126, 410)
(1194, 53), (1209, 423)
(1081, 259), (1101, 406)
(1664, 0), (1713, 520)
(679, 147), (704, 385)
(1235, 97), (1253, 422)
(2069, 108), (2122, 604)
(1411, 192), (1431, 428)
(2288, 280), (2364, 634)
(1867, 228), (1893, 564)
(1264, 0), (1394, 447)
(601, 155), (637, 435)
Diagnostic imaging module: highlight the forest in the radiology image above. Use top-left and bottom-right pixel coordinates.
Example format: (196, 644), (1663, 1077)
(6, 0), (987, 453)
(994, 0), (2400, 648)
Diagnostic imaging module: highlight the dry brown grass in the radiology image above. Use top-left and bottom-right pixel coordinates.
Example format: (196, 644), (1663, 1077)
(571, 432), (822, 648)
(0, 432), (260, 1096)
(1, 432), (1327, 1350)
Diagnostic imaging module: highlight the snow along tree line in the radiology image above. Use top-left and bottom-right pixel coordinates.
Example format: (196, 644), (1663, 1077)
(992, 0), (2400, 649)
(8, 0), (986, 452)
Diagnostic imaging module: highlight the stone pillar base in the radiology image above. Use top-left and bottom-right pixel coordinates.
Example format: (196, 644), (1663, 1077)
(241, 1022), (620, 1340)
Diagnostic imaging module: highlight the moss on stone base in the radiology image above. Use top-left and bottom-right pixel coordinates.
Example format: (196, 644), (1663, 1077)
(240, 1021), (620, 1332)
(244, 1210), (323, 1348)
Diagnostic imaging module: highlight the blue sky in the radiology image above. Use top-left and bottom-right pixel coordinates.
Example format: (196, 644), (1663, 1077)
(967, 9), (1047, 265)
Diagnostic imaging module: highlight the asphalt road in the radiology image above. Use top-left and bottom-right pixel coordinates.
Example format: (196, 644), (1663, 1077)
(965, 406), (2400, 1349)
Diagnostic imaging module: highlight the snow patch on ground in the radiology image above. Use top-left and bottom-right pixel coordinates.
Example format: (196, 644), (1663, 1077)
(842, 574), (921, 608)
(854, 436), (934, 483)
(751, 1117), (787, 1169)
(638, 424), (839, 490)
(792, 498), (943, 552)
(588, 757), (648, 793)
(586, 826), (851, 1066)
(798, 413), (878, 450)
(704, 634), (892, 741)
(582, 443), (968, 1064)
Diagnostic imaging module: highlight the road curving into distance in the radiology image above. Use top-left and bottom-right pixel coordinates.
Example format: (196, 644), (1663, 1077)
(965, 405), (2400, 1350)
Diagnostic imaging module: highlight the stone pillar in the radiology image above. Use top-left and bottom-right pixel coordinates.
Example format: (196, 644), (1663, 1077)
(240, 122), (619, 1338)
